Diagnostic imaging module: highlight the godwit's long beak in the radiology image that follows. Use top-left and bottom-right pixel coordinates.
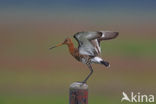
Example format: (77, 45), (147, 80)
(49, 42), (64, 50)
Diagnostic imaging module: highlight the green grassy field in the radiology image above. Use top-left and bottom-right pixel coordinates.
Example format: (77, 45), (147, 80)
(0, 36), (156, 104)
(0, 95), (118, 104)
(1, 95), (152, 104)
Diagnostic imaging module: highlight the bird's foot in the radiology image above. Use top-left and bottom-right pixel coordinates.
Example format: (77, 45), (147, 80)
(76, 81), (87, 86)
(81, 81), (87, 86)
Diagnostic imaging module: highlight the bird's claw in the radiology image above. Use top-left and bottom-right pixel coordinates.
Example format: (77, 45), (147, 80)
(76, 81), (87, 86)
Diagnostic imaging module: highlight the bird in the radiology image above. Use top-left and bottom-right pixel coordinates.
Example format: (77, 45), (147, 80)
(49, 31), (119, 83)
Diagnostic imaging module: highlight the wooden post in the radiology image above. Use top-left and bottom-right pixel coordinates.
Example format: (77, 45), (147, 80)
(69, 82), (88, 104)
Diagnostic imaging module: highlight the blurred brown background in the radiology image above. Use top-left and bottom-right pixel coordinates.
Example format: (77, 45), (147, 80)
(0, 0), (156, 104)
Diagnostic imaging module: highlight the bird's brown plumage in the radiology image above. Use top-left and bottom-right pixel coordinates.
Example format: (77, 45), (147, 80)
(49, 31), (119, 83)
(64, 38), (91, 63)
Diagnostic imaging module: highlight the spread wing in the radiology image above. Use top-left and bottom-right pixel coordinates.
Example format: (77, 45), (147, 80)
(73, 31), (102, 56)
(98, 31), (119, 41)
(73, 31), (119, 56)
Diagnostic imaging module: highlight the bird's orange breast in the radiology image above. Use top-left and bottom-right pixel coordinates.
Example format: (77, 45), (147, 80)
(66, 42), (82, 61)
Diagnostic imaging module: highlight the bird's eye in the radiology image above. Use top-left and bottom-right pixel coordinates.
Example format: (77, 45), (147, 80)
(64, 39), (68, 43)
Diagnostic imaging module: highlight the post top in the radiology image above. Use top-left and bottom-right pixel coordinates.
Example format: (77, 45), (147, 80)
(70, 82), (88, 90)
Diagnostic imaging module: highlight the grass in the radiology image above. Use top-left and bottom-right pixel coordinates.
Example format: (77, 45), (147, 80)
(101, 38), (156, 57)
(0, 95), (120, 104)
(0, 37), (156, 104)
(0, 95), (67, 104)
(1, 95), (152, 104)
(0, 69), (155, 104)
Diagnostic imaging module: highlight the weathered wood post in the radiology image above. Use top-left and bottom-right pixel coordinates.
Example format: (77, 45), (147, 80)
(69, 82), (88, 104)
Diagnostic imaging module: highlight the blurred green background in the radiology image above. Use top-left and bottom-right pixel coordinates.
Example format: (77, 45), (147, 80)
(0, 0), (156, 104)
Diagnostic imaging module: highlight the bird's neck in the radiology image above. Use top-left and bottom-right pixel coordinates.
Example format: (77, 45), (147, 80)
(67, 42), (76, 56)
(67, 41), (80, 61)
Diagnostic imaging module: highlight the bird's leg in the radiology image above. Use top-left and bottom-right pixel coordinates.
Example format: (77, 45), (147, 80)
(82, 64), (93, 83)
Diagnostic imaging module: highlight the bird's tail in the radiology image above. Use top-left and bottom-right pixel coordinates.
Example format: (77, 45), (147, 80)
(90, 57), (110, 68)
(100, 61), (110, 68)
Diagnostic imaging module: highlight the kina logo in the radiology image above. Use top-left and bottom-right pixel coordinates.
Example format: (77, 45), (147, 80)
(121, 92), (154, 103)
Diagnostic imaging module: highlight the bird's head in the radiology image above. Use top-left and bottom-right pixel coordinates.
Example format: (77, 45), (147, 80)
(63, 37), (72, 45)
(49, 37), (72, 50)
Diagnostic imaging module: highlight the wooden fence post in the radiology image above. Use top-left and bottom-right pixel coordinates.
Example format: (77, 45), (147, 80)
(69, 82), (88, 104)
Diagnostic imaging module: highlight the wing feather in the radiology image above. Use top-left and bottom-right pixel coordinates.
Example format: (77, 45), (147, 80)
(98, 31), (119, 41)
(73, 31), (119, 56)
(73, 32), (102, 56)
